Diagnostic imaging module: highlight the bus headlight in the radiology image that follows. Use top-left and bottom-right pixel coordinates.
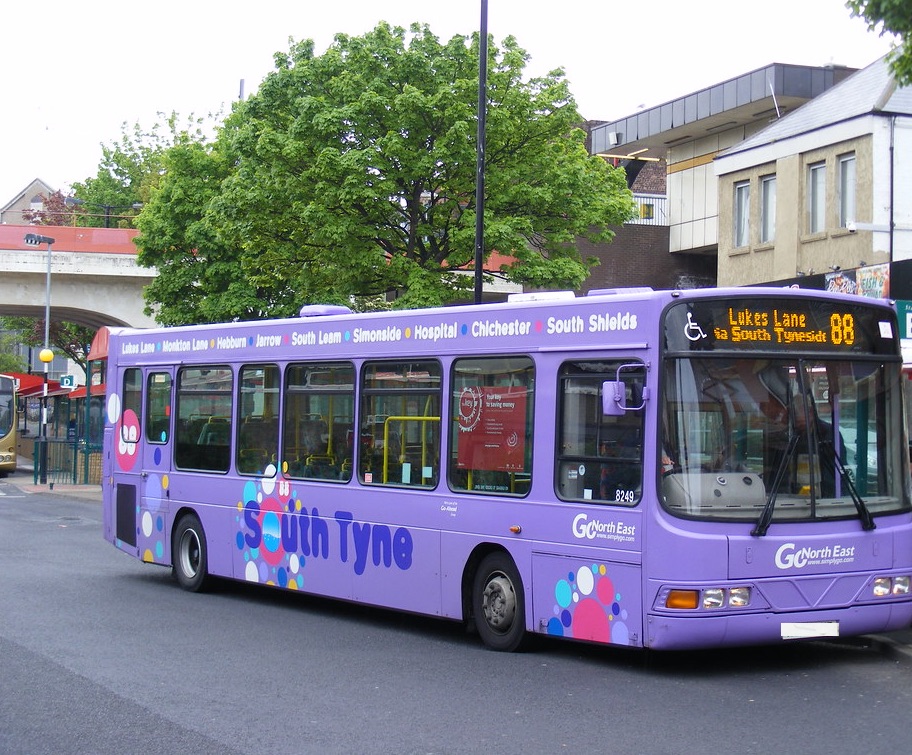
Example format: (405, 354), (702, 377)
(873, 577), (892, 597)
(870, 575), (911, 598)
(728, 587), (752, 607)
(702, 589), (725, 609)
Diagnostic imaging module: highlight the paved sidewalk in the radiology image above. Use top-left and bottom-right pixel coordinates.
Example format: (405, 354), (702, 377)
(7, 462), (102, 501)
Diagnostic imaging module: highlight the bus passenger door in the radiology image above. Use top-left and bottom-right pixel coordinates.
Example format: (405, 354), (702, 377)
(109, 366), (144, 556)
(138, 369), (175, 565)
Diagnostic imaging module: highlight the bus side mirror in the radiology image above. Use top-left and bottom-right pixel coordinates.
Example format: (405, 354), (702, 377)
(602, 381), (626, 416)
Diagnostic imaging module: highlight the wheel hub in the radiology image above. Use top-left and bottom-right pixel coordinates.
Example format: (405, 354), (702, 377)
(482, 574), (515, 631)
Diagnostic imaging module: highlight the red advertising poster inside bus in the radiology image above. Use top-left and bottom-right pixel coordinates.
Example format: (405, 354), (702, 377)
(456, 385), (527, 471)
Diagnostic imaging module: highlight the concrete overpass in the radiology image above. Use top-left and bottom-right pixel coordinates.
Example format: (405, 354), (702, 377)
(0, 225), (156, 329)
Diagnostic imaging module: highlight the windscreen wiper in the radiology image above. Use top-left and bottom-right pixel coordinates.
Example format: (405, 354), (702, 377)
(821, 439), (876, 531)
(752, 433), (799, 537)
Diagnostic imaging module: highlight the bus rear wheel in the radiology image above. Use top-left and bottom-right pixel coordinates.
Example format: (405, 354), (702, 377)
(472, 552), (526, 652)
(172, 513), (209, 592)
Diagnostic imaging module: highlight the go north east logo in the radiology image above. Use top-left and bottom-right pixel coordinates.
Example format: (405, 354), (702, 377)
(572, 513), (636, 544)
(774, 542), (856, 570)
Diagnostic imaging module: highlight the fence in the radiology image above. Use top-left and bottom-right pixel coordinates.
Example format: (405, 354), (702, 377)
(33, 438), (103, 485)
(630, 193), (668, 226)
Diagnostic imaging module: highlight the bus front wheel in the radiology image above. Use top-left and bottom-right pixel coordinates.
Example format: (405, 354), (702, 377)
(472, 552), (526, 652)
(172, 513), (209, 592)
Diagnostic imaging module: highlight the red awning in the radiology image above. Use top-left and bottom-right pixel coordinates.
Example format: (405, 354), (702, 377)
(19, 383), (66, 399)
(69, 383), (105, 399)
(8, 373), (61, 398)
(88, 326), (110, 361)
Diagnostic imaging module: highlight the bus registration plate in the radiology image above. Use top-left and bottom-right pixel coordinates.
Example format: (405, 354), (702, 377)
(780, 622), (839, 640)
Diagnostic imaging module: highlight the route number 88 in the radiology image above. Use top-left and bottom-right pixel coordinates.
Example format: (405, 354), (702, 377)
(830, 313), (855, 345)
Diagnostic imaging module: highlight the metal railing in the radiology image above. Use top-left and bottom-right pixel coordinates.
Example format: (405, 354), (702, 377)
(33, 438), (103, 485)
(630, 194), (668, 226)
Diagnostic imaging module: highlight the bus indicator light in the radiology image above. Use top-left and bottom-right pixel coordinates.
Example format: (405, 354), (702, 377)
(666, 590), (699, 609)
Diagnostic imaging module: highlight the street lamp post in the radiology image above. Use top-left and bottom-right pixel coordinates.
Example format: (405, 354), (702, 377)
(24, 233), (55, 485)
(474, 0), (489, 305)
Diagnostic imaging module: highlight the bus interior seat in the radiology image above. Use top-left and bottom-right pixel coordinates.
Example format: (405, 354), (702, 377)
(198, 418), (230, 446)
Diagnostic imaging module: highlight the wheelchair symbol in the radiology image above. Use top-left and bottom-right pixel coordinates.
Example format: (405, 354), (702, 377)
(684, 312), (707, 341)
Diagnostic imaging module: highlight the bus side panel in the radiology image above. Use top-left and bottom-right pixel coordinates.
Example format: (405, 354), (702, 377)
(531, 553), (644, 648)
(220, 479), (446, 616)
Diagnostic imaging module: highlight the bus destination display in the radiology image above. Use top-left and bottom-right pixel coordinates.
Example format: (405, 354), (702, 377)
(664, 297), (896, 355)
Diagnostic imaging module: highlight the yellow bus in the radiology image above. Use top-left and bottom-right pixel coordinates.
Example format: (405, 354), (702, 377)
(0, 374), (17, 475)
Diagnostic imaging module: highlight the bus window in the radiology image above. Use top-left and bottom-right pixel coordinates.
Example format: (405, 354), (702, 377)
(145, 372), (172, 445)
(556, 360), (646, 505)
(174, 366), (233, 473)
(660, 357), (907, 520)
(122, 368), (143, 446)
(284, 362), (354, 482)
(449, 356), (534, 495)
(360, 360), (441, 487)
(237, 364), (279, 476)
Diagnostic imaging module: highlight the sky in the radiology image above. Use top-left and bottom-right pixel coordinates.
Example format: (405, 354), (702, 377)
(1, 0), (898, 208)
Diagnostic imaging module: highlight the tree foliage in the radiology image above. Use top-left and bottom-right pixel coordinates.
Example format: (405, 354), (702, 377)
(137, 22), (635, 322)
(68, 112), (215, 228)
(0, 330), (27, 373)
(20, 190), (73, 226)
(0, 317), (95, 375)
(136, 141), (280, 325)
(847, 0), (912, 84)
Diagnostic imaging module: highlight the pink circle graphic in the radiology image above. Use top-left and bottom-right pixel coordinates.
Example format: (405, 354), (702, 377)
(116, 409), (141, 471)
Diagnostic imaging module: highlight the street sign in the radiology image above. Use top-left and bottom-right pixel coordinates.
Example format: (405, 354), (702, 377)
(60, 374), (76, 389)
(897, 300), (912, 340)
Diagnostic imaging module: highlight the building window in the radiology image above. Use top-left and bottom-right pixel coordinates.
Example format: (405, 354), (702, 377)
(733, 181), (750, 248)
(640, 203), (654, 220)
(839, 153), (856, 228)
(760, 175), (776, 244)
(808, 162), (826, 234)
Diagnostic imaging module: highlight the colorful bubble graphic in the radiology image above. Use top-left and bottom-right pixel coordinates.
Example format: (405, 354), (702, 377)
(236, 469), (305, 590)
(547, 563), (629, 645)
(136, 472), (168, 564)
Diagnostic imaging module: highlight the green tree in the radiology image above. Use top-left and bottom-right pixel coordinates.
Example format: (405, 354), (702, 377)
(847, 0), (912, 84)
(0, 330), (27, 373)
(136, 141), (283, 325)
(0, 317), (95, 376)
(138, 22), (635, 321)
(70, 112), (214, 228)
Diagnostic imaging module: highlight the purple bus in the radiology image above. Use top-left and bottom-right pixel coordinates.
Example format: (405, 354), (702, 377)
(101, 287), (912, 650)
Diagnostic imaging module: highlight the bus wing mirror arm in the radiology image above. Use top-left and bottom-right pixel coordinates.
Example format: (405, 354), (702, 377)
(602, 382), (649, 415)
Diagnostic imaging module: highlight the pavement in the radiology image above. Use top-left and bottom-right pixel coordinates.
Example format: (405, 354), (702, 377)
(4, 461), (912, 659)
(8, 458), (103, 501)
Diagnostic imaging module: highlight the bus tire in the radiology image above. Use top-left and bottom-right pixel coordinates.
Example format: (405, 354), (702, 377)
(172, 513), (209, 592)
(472, 552), (526, 652)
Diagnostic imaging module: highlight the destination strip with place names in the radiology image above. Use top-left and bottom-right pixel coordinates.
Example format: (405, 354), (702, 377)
(117, 308), (642, 355)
